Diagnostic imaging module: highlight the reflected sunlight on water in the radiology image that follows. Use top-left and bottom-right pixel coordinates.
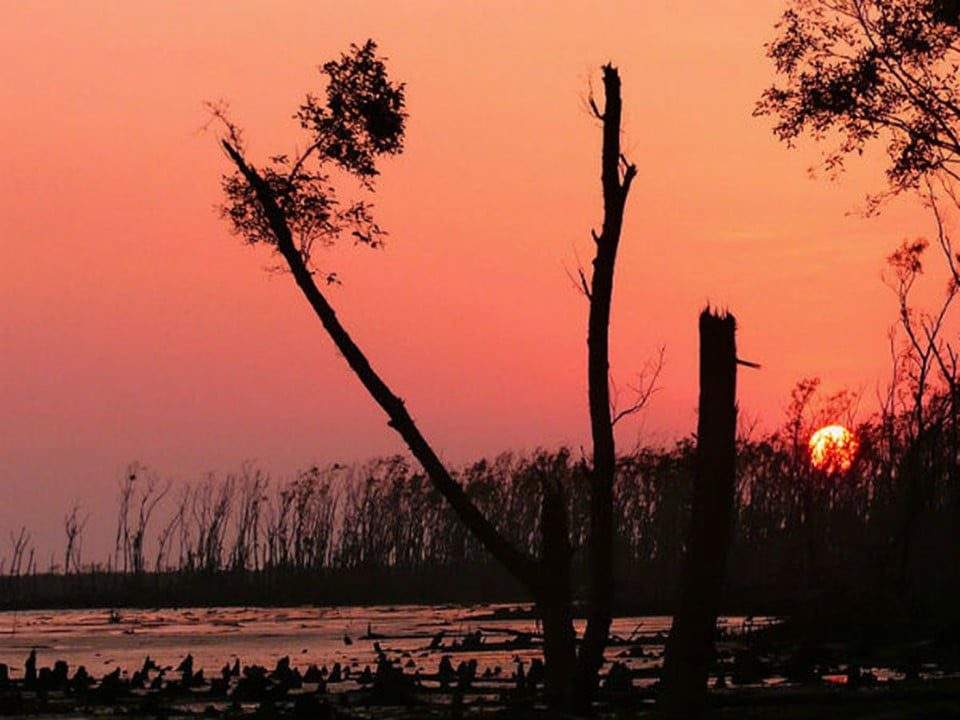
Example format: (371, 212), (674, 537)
(0, 605), (774, 684)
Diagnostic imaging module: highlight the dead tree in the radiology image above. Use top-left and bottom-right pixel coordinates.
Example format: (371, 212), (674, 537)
(660, 309), (740, 719)
(114, 468), (136, 573)
(190, 476), (235, 573)
(114, 464), (171, 574)
(8, 528), (31, 578)
(171, 483), (196, 572)
(154, 490), (182, 573)
(538, 471), (577, 704)
(132, 472), (171, 575)
(576, 63), (637, 709)
(63, 504), (89, 574)
(231, 466), (269, 572)
(885, 234), (959, 602)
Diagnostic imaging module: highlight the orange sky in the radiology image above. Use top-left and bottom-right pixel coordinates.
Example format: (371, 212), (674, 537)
(1, 2), (953, 553)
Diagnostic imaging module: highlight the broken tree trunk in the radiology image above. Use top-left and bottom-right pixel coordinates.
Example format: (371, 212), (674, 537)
(538, 477), (577, 709)
(660, 309), (739, 720)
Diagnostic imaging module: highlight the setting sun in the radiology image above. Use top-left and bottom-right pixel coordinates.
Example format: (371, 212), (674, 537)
(809, 424), (858, 473)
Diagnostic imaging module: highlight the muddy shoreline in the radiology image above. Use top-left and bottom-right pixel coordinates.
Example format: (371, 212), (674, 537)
(1, 605), (958, 717)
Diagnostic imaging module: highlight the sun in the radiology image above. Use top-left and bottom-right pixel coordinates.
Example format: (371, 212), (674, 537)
(809, 424), (858, 473)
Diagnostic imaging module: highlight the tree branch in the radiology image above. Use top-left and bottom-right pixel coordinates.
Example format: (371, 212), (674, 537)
(611, 346), (665, 427)
(220, 139), (540, 590)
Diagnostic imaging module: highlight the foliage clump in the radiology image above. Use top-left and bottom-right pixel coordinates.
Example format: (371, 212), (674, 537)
(216, 40), (406, 276)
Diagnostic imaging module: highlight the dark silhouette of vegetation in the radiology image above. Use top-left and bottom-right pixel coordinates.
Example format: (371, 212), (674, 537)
(575, 63), (638, 712)
(3, 624), (960, 720)
(208, 41), (643, 712)
(756, 0), (960, 202)
(62, 504), (87, 576)
(661, 310), (740, 719)
(1, 383), (960, 720)
(3, 367), (960, 620)
(113, 464), (169, 575)
(757, 0), (960, 617)
(7, 12), (960, 719)
(6, 527), (34, 578)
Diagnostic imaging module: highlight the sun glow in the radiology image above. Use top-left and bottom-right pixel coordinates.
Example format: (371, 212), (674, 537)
(809, 424), (858, 473)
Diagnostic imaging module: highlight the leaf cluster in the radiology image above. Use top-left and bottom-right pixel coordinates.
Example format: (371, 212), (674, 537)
(756, 0), (960, 195)
(217, 40), (406, 275)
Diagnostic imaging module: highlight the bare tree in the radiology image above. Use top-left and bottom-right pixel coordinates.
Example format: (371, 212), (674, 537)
(155, 486), (183, 573)
(190, 475), (235, 574)
(114, 467), (136, 573)
(173, 484), (194, 572)
(132, 471), (171, 575)
(8, 528), (32, 578)
(212, 42), (639, 709)
(883, 234), (959, 603)
(113, 464), (171, 574)
(63, 503), (89, 574)
(576, 65), (637, 708)
(231, 465), (269, 572)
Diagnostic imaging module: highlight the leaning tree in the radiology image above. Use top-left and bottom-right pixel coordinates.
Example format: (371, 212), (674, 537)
(212, 41), (638, 711)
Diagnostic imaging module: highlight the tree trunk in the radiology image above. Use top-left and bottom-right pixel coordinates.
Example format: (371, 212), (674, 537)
(222, 140), (581, 710)
(897, 440), (924, 616)
(538, 478), (577, 708)
(660, 309), (738, 720)
(576, 63), (637, 713)
(222, 141), (538, 588)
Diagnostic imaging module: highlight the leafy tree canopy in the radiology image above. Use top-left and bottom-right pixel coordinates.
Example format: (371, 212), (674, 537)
(756, 0), (960, 203)
(215, 40), (406, 280)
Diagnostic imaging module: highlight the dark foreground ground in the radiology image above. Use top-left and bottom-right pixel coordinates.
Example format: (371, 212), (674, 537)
(2, 613), (960, 719)
(3, 671), (960, 719)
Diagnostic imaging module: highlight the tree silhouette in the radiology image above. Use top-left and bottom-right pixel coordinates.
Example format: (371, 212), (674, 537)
(577, 64), (637, 709)
(756, 0), (960, 201)
(62, 504), (88, 575)
(213, 41), (638, 711)
(660, 310), (739, 719)
(756, 0), (960, 612)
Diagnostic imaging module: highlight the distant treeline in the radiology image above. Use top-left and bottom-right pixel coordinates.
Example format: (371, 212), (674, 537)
(2, 375), (959, 618)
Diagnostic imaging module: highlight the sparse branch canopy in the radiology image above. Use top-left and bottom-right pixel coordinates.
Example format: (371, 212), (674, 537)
(756, 1), (960, 198)
(216, 40), (406, 275)
(610, 346), (665, 427)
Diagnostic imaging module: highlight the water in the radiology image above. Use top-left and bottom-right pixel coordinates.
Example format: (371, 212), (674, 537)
(0, 605), (773, 683)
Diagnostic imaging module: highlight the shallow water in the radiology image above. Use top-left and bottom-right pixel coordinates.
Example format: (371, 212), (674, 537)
(0, 605), (772, 683)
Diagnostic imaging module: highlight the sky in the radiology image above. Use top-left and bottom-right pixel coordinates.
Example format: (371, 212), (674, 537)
(1, 1), (953, 559)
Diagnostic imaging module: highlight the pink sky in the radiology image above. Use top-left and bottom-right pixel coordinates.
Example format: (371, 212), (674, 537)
(1, 1), (951, 557)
